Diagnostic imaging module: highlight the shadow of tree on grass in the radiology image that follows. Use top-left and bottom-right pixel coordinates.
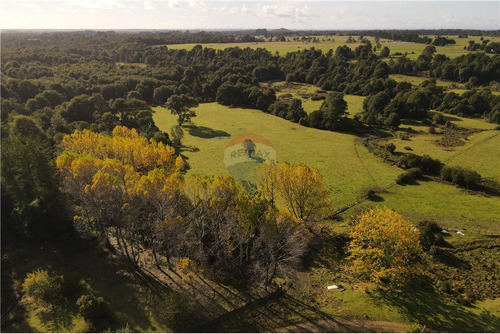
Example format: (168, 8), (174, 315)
(375, 288), (500, 332)
(185, 125), (230, 139)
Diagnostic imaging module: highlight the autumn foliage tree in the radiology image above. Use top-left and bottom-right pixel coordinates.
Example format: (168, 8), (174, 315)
(347, 208), (422, 286)
(253, 161), (331, 224)
(56, 127), (310, 285)
(56, 126), (184, 262)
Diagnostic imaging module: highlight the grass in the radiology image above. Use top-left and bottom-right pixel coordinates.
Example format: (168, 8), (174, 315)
(388, 127), (500, 181)
(342, 180), (500, 236)
(389, 74), (465, 89)
(269, 81), (365, 116)
(1, 235), (162, 333)
(165, 35), (500, 59)
(153, 102), (500, 232)
(165, 35), (374, 56)
(345, 95), (365, 118)
(153, 102), (400, 210)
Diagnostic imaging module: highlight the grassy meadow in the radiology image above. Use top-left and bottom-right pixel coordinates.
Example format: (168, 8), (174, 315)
(390, 124), (500, 181)
(269, 81), (366, 116)
(389, 74), (466, 89)
(153, 103), (400, 209)
(165, 35), (374, 56)
(166, 35), (500, 59)
(153, 102), (500, 233)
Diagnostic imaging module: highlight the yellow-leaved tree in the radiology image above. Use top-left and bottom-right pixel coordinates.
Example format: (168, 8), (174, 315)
(347, 208), (423, 286)
(253, 161), (331, 224)
(56, 126), (184, 263)
(59, 126), (180, 173)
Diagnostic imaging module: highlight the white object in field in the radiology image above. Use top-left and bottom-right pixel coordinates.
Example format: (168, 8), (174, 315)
(328, 284), (346, 292)
(457, 230), (465, 235)
(441, 230), (450, 234)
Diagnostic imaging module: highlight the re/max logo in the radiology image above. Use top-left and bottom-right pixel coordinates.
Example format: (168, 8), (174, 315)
(228, 148), (274, 160)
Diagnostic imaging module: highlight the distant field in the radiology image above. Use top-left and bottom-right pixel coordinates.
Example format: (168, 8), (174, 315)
(153, 103), (400, 209)
(269, 81), (365, 116)
(389, 74), (465, 89)
(165, 35), (500, 59)
(165, 35), (374, 56)
(388, 125), (500, 181)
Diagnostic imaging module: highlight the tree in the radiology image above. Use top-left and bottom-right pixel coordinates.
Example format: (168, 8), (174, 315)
(347, 208), (422, 285)
(422, 45), (437, 58)
(166, 94), (198, 126)
(63, 95), (96, 123)
(253, 162), (331, 224)
(56, 126), (182, 258)
(2, 116), (69, 239)
(385, 112), (401, 128)
(380, 46), (390, 58)
(22, 269), (65, 307)
(77, 294), (114, 331)
(317, 92), (348, 130)
(153, 85), (174, 105)
(17, 80), (39, 102)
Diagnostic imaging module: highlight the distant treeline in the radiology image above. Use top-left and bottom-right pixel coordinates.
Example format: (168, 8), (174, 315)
(2, 32), (499, 140)
(3, 29), (499, 48)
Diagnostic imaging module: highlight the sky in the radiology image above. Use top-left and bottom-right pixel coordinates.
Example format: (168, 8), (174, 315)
(1, 1), (499, 30)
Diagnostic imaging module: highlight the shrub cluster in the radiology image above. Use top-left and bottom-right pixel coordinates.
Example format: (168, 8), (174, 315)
(396, 168), (423, 185)
(23, 269), (115, 331)
(398, 153), (442, 175)
(76, 294), (115, 331)
(440, 166), (482, 189)
(417, 220), (446, 251)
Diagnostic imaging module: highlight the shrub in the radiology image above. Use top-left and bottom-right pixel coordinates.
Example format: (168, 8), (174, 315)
(398, 153), (421, 169)
(364, 187), (383, 199)
(441, 166), (481, 189)
(152, 293), (190, 332)
(22, 269), (65, 306)
(420, 155), (442, 175)
(397, 132), (409, 140)
(385, 112), (401, 128)
(385, 142), (396, 154)
(432, 113), (445, 125)
(406, 323), (422, 333)
(396, 168), (422, 184)
(77, 293), (114, 331)
(418, 220), (445, 250)
(421, 118), (432, 126)
(440, 166), (453, 182)
(460, 168), (481, 188)
(429, 126), (436, 134)
(365, 189), (376, 198)
(398, 153), (441, 175)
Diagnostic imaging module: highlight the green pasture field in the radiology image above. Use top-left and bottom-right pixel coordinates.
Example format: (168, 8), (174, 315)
(342, 180), (500, 236)
(165, 35), (500, 59)
(389, 126), (500, 181)
(389, 74), (465, 89)
(165, 35), (374, 56)
(153, 102), (400, 210)
(153, 103), (500, 230)
(269, 81), (365, 116)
